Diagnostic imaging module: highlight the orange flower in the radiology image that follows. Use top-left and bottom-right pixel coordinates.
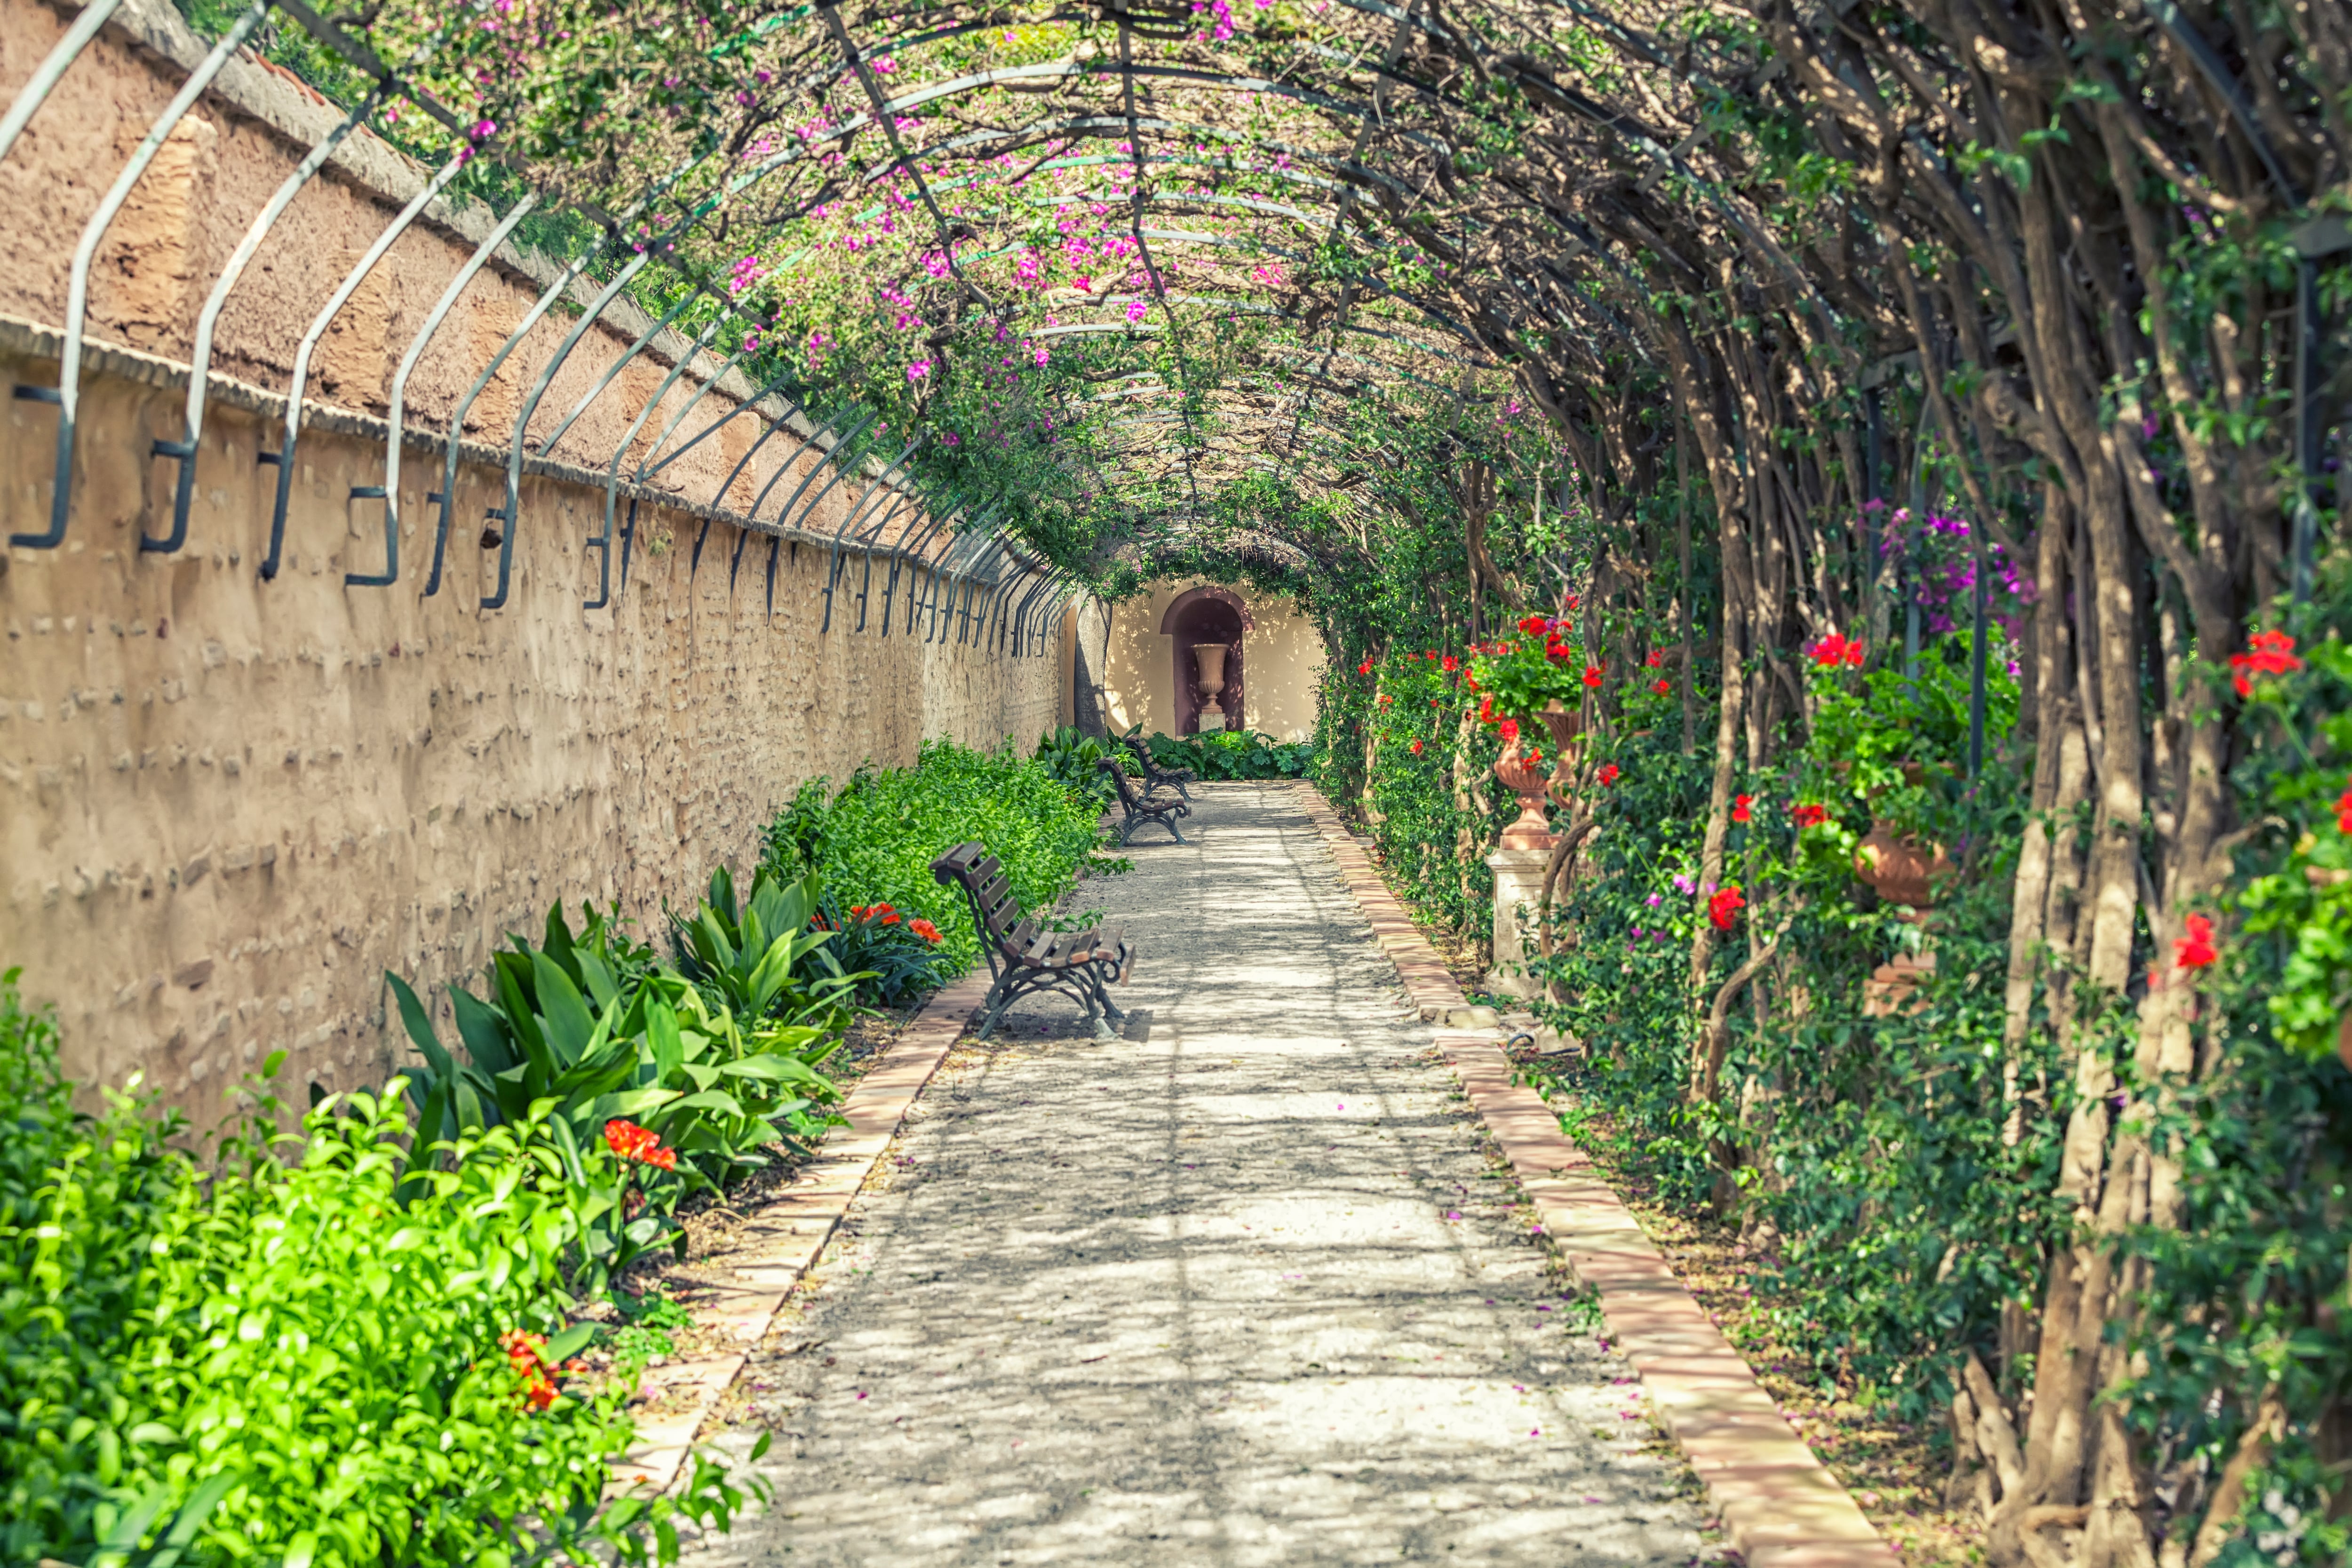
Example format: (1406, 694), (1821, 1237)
(910, 917), (943, 944)
(604, 1119), (678, 1171)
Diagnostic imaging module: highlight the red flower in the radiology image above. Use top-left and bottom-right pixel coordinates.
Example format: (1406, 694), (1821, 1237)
(1545, 641), (1573, 663)
(2228, 629), (2300, 698)
(1793, 803), (1828, 829)
(1478, 696), (1494, 722)
(2336, 780), (2352, 835)
(1526, 748), (1543, 766)
(1708, 885), (1745, 931)
(1441, 655), (1460, 674)
(1809, 633), (1864, 668)
(1410, 740), (1424, 755)
(1518, 613), (1550, 635)
(2174, 913), (2218, 969)
(1645, 650), (1664, 668)
(1582, 665), (1603, 689)
(1357, 659), (1374, 677)
(501, 1329), (560, 1411)
(1597, 763), (1620, 787)
(1498, 718), (1520, 742)
(910, 918), (942, 944)
(1377, 693), (1394, 708)
(1652, 678), (1670, 696)
(1732, 794), (1752, 823)
(604, 1119), (678, 1171)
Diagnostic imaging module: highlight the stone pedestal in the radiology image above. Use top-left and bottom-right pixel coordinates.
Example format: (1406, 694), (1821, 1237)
(1484, 848), (1556, 999)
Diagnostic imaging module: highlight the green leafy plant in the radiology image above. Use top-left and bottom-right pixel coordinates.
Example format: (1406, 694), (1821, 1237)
(667, 865), (858, 1030)
(1034, 724), (1119, 804)
(812, 896), (951, 1006)
(1466, 613), (1589, 724)
(1139, 728), (1316, 780)
(0, 973), (191, 1565)
(762, 738), (1117, 974)
(103, 1066), (763, 1568)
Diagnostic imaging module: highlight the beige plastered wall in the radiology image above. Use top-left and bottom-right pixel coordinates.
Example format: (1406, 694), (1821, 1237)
(1097, 577), (1325, 742)
(0, 0), (1071, 1123)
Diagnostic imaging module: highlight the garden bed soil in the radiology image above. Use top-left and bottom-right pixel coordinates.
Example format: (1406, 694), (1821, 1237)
(1515, 1088), (1984, 1567)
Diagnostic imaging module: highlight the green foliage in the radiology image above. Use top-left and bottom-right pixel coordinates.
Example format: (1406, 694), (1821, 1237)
(1034, 725), (1119, 806)
(761, 738), (1116, 973)
(1139, 728), (1316, 780)
(114, 1074), (762, 1568)
(1466, 614), (1589, 722)
(389, 895), (846, 1286)
(0, 974), (190, 1564)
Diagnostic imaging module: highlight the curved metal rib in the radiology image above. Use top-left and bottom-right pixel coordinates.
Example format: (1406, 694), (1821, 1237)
(482, 248), (650, 609)
(818, 436), (922, 634)
(387, 191), (540, 596)
(0, 0), (130, 166)
(159, 74), (392, 555)
(587, 311), (737, 609)
(18, 2), (268, 551)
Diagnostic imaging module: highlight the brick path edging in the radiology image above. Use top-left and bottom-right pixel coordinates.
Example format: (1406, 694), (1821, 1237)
(612, 968), (994, 1492)
(1293, 784), (1891, 1568)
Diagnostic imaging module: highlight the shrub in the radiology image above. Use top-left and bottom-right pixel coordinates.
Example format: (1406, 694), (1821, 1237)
(0, 972), (190, 1564)
(108, 1074), (760, 1567)
(762, 737), (1114, 974)
(812, 897), (952, 1006)
(1140, 727), (1315, 780)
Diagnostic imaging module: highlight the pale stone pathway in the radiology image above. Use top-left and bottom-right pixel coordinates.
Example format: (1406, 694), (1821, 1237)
(696, 783), (1702, 1566)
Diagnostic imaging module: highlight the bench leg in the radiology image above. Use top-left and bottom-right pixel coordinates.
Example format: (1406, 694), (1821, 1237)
(971, 968), (1021, 1040)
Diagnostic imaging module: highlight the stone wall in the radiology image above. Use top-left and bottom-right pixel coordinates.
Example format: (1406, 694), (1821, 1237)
(0, 0), (1070, 1121)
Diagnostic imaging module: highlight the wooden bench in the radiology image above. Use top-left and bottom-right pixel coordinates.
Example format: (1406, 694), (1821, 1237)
(930, 843), (1133, 1042)
(1096, 756), (1191, 846)
(1115, 732), (1194, 801)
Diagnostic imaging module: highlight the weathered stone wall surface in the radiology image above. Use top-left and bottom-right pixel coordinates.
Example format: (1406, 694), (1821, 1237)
(0, 0), (1070, 1121)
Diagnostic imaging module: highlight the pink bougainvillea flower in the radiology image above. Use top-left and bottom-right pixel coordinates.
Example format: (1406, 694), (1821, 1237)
(2229, 629), (2300, 698)
(1708, 885), (1746, 931)
(2174, 913), (2218, 969)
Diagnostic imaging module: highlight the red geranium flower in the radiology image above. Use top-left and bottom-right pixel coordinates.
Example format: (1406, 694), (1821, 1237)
(1732, 794), (1752, 823)
(1582, 665), (1604, 689)
(1358, 659), (1374, 677)
(1410, 740), (1424, 755)
(1498, 718), (1520, 742)
(2336, 780), (2352, 835)
(1645, 650), (1664, 668)
(1518, 613), (1549, 635)
(1441, 655), (1460, 673)
(604, 1119), (678, 1171)
(1809, 633), (1864, 668)
(1793, 803), (1828, 829)
(1597, 763), (1620, 787)
(2228, 629), (2300, 698)
(1652, 678), (1670, 696)
(1708, 885), (1745, 931)
(1478, 696), (1495, 722)
(1377, 693), (1395, 708)
(2174, 913), (2218, 969)
(910, 918), (943, 944)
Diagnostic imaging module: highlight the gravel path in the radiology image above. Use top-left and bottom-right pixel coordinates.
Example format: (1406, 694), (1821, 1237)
(696, 782), (1702, 1566)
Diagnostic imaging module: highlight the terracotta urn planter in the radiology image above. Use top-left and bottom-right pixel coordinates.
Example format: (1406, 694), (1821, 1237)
(1537, 699), (1582, 756)
(1854, 823), (1954, 908)
(1493, 730), (1554, 850)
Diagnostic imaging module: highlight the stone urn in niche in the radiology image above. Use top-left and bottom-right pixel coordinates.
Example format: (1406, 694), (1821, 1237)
(1493, 721), (1554, 850)
(1191, 643), (1232, 731)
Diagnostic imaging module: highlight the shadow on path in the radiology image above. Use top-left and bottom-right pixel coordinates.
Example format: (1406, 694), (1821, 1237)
(693, 782), (1702, 1567)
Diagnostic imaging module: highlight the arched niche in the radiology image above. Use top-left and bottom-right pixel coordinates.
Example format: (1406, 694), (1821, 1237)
(1161, 586), (1251, 734)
